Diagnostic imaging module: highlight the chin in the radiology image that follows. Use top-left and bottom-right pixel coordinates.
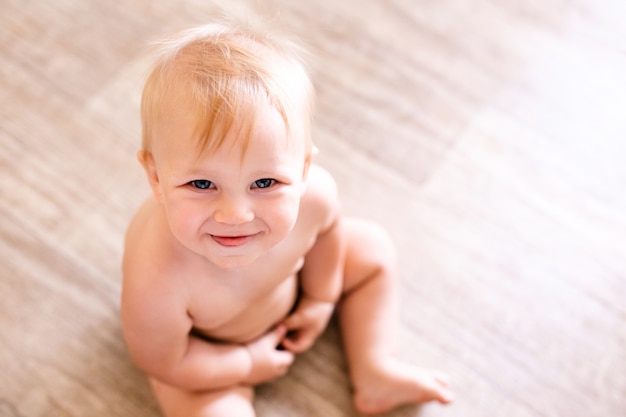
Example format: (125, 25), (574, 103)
(209, 253), (260, 270)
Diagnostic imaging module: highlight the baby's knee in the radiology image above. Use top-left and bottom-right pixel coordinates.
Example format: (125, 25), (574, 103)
(344, 218), (397, 269)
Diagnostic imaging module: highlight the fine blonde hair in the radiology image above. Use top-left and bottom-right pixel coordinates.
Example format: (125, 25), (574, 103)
(140, 22), (315, 157)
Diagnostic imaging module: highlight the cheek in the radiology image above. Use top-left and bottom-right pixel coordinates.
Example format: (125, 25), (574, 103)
(264, 194), (301, 233)
(165, 199), (207, 238)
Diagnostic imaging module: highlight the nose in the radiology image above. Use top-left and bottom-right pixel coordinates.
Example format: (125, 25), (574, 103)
(213, 193), (255, 225)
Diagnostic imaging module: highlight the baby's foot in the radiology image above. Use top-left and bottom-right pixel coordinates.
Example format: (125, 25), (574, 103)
(351, 358), (453, 415)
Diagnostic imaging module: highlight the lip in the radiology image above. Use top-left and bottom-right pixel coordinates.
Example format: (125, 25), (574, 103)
(211, 234), (257, 247)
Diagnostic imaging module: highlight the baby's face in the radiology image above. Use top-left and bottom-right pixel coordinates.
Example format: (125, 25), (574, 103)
(149, 99), (309, 269)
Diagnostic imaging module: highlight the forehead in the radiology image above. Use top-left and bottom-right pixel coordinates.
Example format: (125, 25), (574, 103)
(217, 100), (292, 159)
(153, 95), (305, 167)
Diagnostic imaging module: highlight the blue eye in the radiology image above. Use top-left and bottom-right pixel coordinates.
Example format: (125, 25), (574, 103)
(253, 179), (275, 189)
(189, 180), (213, 190)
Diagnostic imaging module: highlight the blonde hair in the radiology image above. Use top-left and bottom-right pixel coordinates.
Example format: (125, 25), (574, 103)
(140, 22), (315, 157)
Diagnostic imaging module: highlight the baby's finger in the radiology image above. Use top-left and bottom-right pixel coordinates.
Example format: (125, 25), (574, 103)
(280, 336), (296, 352)
(281, 330), (314, 353)
(278, 349), (295, 366)
(282, 312), (302, 329)
(268, 324), (288, 346)
(273, 350), (295, 376)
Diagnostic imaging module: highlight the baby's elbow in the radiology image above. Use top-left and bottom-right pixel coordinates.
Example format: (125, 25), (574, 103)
(122, 332), (179, 383)
(125, 342), (167, 377)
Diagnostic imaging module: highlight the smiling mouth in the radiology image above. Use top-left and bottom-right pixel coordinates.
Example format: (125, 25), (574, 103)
(211, 234), (256, 247)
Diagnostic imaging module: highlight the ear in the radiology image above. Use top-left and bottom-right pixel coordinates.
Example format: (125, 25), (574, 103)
(302, 154), (312, 181)
(302, 144), (318, 181)
(298, 150), (315, 197)
(137, 150), (163, 202)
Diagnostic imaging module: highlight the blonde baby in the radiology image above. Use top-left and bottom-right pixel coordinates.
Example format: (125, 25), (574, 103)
(121, 22), (452, 417)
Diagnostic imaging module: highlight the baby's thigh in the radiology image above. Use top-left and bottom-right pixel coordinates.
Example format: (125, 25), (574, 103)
(150, 378), (255, 417)
(341, 217), (397, 291)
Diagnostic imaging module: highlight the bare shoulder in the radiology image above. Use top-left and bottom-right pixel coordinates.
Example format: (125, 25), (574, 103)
(300, 164), (341, 231)
(121, 198), (187, 317)
(303, 164), (340, 207)
(123, 198), (174, 282)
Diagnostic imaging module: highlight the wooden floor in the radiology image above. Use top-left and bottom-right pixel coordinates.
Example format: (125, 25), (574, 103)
(1, 1), (625, 416)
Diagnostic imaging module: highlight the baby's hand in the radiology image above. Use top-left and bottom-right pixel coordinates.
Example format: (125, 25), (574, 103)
(281, 296), (335, 353)
(244, 325), (295, 385)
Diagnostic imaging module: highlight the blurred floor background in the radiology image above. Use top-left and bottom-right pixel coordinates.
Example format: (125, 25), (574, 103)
(1, 1), (625, 416)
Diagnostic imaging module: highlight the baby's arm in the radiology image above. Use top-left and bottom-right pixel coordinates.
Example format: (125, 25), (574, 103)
(121, 270), (293, 391)
(282, 166), (345, 352)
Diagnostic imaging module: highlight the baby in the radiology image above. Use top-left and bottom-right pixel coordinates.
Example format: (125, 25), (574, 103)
(121, 22), (453, 417)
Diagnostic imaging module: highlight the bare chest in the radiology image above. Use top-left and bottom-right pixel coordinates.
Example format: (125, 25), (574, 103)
(187, 256), (304, 344)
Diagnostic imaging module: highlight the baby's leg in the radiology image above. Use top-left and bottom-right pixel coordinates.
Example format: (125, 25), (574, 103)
(150, 378), (255, 417)
(339, 218), (453, 415)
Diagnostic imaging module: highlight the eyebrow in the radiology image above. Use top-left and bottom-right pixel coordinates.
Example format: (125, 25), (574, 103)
(182, 168), (219, 179)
